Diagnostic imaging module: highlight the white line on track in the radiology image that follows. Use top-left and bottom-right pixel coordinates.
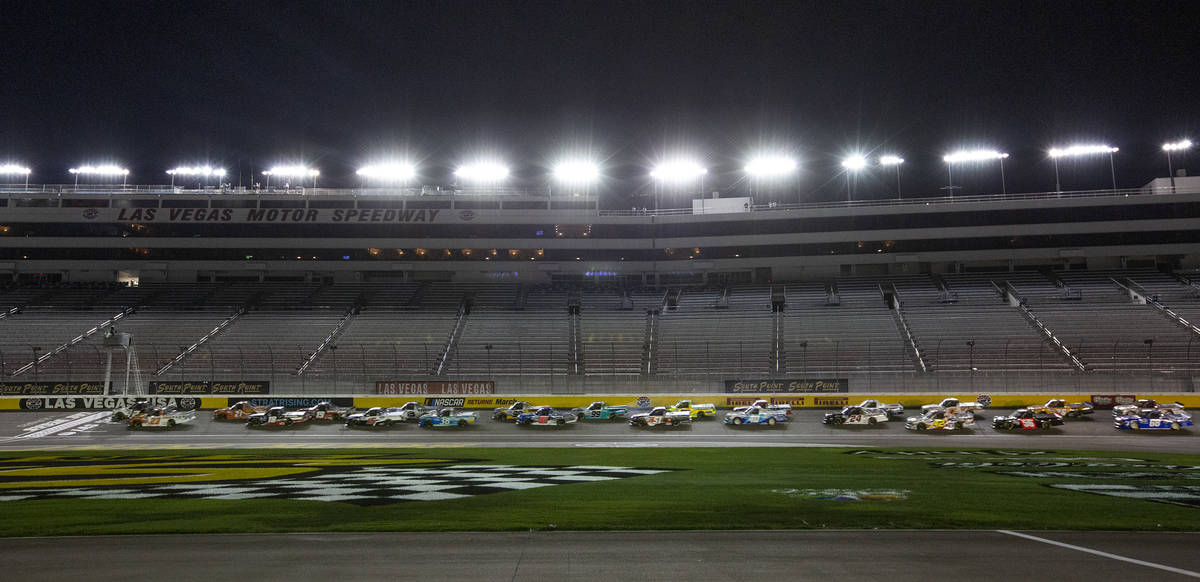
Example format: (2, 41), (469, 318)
(0, 411), (110, 442)
(997, 530), (1200, 578)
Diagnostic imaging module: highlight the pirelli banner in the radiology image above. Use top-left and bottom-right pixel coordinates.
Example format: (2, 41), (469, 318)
(0, 381), (106, 396)
(725, 379), (849, 393)
(148, 381), (270, 395)
(376, 381), (494, 395)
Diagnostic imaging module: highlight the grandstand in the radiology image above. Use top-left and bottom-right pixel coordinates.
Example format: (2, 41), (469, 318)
(1, 184), (1199, 394)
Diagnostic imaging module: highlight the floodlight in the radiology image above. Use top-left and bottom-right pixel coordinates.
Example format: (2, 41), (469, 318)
(840, 155), (867, 170)
(552, 160), (600, 184)
(744, 155), (797, 177)
(1163, 140), (1194, 192)
(357, 163), (417, 181)
(263, 165), (319, 178)
(650, 160), (707, 183)
(454, 161), (509, 182)
(879, 155), (904, 166)
(0, 164), (31, 175)
(1048, 145), (1119, 191)
(166, 166), (226, 177)
(943, 150), (1009, 163)
(1048, 145), (1118, 158)
(69, 165), (129, 176)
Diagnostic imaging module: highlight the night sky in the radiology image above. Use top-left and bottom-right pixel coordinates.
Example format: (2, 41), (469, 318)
(4, 0), (1198, 203)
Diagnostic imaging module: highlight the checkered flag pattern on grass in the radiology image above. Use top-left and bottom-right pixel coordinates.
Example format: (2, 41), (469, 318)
(0, 465), (674, 506)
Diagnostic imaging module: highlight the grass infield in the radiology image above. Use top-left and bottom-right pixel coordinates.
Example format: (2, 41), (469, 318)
(0, 446), (1197, 536)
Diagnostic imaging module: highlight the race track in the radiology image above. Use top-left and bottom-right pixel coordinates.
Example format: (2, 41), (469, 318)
(1, 408), (1195, 452)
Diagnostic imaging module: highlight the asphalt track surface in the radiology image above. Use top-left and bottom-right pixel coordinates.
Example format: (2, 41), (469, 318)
(0, 408), (1196, 452)
(4, 531), (1200, 581)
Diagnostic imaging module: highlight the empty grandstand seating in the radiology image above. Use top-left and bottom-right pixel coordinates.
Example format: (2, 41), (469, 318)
(5, 271), (1200, 386)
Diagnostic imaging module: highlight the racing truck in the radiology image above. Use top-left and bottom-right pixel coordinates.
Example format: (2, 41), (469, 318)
(629, 407), (692, 428)
(920, 397), (986, 416)
(492, 401), (543, 421)
(1114, 409), (1194, 431)
(111, 399), (154, 422)
(905, 408), (976, 431)
(731, 399), (793, 416)
(302, 401), (348, 421)
(418, 408), (479, 428)
(991, 408), (1064, 430)
(246, 406), (309, 427)
(1030, 398), (1094, 419)
(344, 406), (409, 428)
(822, 405), (889, 426)
(515, 406), (578, 426)
(856, 399), (905, 419)
(127, 406), (196, 429)
(572, 401), (630, 420)
(1112, 399), (1188, 418)
(724, 405), (789, 426)
(212, 401), (269, 421)
(667, 399), (718, 419)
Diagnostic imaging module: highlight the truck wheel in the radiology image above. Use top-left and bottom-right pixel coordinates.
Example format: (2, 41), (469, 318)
(917, 423), (926, 431)
(1171, 422), (1181, 431)
(733, 417), (743, 425)
(556, 419), (565, 426)
(867, 418), (877, 425)
(129, 421), (141, 430)
(955, 422), (964, 430)
(767, 417), (776, 426)
(1039, 421), (1049, 430)
(167, 419), (176, 428)
(1007, 422), (1016, 431)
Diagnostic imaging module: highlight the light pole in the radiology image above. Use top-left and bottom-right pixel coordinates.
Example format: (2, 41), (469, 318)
(1163, 139), (1193, 193)
(167, 166), (226, 190)
(840, 155), (867, 201)
(1048, 145), (1119, 192)
(552, 159), (601, 201)
(357, 162), (418, 191)
(1, 164), (31, 189)
(455, 160), (511, 196)
(263, 165), (320, 190)
(966, 340), (976, 391)
(943, 149), (1009, 195)
(69, 165), (130, 189)
(650, 158), (707, 209)
(880, 155), (904, 198)
(745, 154), (797, 204)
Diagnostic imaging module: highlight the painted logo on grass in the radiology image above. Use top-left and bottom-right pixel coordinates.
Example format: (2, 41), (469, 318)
(0, 454), (675, 506)
(773, 488), (909, 502)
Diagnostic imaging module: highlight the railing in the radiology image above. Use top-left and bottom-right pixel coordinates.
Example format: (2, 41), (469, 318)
(1, 184), (1194, 209)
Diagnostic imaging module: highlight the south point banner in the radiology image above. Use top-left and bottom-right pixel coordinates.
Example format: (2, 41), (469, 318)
(724, 379), (849, 393)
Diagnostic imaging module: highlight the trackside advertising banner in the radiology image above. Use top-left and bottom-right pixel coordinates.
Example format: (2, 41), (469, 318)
(15, 396), (206, 411)
(376, 381), (494, 395)
(724, 379), (849, 393)
(149, 381), (270, 395)
(0, 381), (106, 396)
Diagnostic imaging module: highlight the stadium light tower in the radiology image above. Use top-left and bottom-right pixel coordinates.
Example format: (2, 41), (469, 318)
(650, 159), (707, 210)
(1163, 139), (1193, 193)
(454, 161), (510, 185)
(840, 155), (867, 201)
(262, 165), (319, 189)
(69, 164), (130, 188)
(551, 160), (601, 197)
(1, 164), (32, 189)
(1048, 145), (1118, 192)
(356, 162), (418, 186)
(943, 149), (1009, 196)
(879, 155), (904, 198)
(745, 154), (797, 202)
(166, 165), (227, 188)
